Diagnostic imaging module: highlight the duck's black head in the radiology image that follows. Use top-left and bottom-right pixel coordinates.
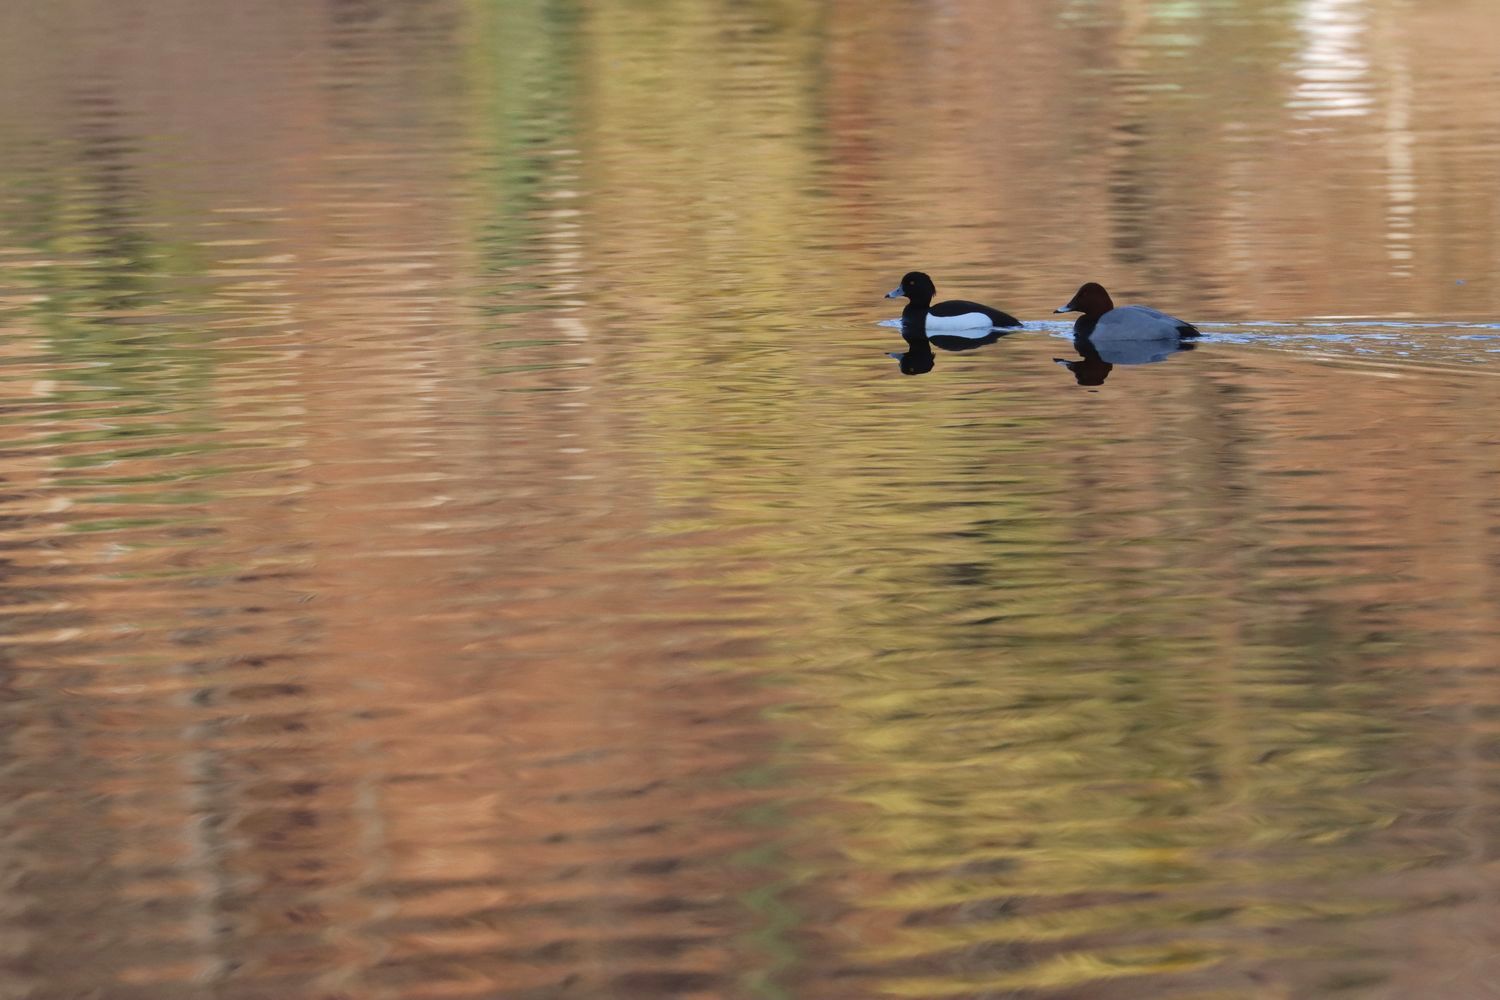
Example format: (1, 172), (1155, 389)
(1055, 282), (1115, 318)
(886, 271), (937, 307)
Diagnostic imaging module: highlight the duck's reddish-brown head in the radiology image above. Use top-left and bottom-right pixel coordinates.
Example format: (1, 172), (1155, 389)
(1055, 282), (1114, 317)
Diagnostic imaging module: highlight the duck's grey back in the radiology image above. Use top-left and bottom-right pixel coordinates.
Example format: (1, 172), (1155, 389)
(1092, 304), (1198, 340)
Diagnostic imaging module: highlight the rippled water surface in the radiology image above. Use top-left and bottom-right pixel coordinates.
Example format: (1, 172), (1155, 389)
(2, 2), (1499, 998)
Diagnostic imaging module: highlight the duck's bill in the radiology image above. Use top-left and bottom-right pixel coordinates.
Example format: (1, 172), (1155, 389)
(1054, 305), (1075, 313)
(885, 287), (905, 299)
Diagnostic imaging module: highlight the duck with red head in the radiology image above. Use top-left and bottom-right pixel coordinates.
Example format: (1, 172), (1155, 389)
(1055, 282), (1199, 340)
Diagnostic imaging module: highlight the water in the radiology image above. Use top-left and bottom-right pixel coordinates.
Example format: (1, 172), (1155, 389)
(1, 1), (1498, 997)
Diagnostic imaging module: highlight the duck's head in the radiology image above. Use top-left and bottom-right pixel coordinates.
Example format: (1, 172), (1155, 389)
(1055, 282), (1114, 317)
(886, 271), (936, 304)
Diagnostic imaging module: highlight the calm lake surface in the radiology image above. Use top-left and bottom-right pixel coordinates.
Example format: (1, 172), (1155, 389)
(1, 2), (1499, 998)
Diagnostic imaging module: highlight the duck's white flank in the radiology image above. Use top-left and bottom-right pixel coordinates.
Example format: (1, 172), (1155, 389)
(923, 311), (1000, 332)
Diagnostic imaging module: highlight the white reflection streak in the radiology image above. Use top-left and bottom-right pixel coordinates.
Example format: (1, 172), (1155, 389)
(1381, 19), (1416, 273)
(546, 149), (590, 347)
(1290, 0), (1372, 118)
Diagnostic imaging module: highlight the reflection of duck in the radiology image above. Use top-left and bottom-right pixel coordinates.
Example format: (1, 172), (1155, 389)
(1054, 335), (1195, 386)
(891, 321), (936, 375)
(1054, 282), (1199, 340)
(926, 328), (1009, 353)
(887, 271), (1022, 330)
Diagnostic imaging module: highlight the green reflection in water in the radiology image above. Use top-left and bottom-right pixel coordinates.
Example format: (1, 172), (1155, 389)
(1, 94), (223, 493)
(781, 422), (1439, 991)
(467, 0), (585, 294)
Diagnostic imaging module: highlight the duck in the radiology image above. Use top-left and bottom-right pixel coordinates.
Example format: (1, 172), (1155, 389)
(1054, 282), (1199, 340)
(885, 282), (1022, 375)
(886, 271), (1022, 331)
